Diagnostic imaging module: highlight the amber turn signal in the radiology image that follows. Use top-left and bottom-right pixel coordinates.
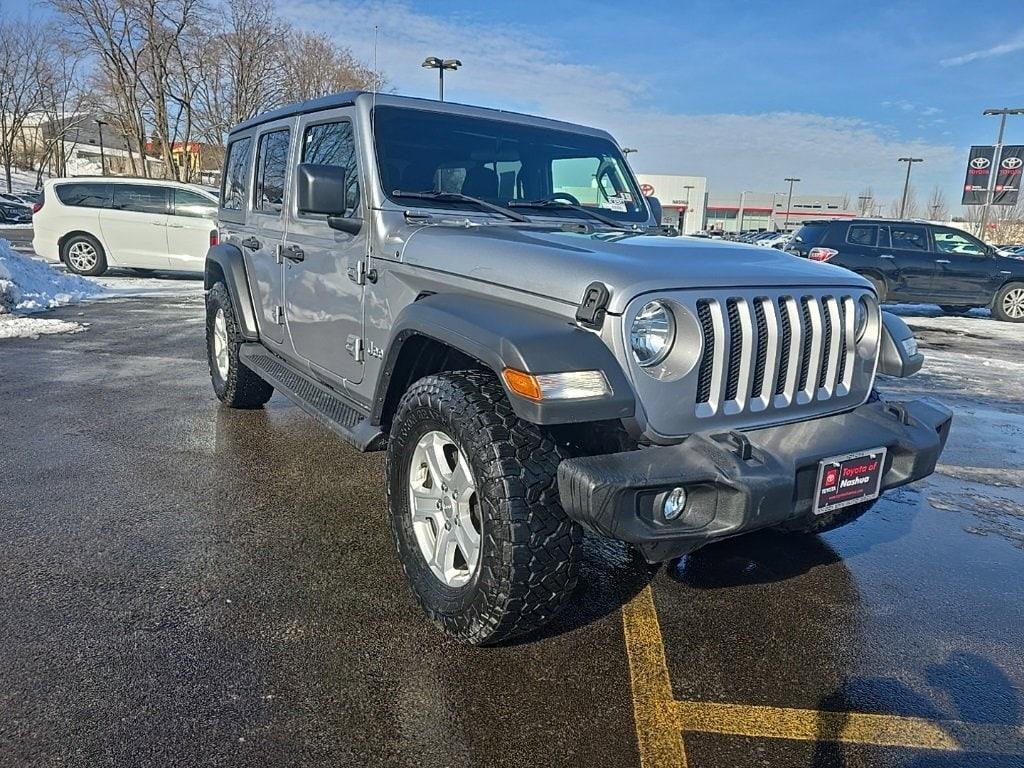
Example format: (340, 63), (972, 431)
(502, 368), (543, 400)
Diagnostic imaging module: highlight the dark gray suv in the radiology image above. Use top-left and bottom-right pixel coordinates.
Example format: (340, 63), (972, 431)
(204, 92), (951, 644)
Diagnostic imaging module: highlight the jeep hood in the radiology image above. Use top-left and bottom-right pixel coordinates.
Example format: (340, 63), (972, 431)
(401, 225), (871, 313)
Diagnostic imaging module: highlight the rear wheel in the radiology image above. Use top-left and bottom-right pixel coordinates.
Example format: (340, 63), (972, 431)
(993, 283), (1024, 322)
(205, 282), (274, 408)
(386, 370), (582, 645)
(61, 234), (107, 276)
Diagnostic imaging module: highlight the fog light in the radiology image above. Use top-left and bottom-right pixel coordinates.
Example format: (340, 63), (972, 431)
(663, 487), (688, 520)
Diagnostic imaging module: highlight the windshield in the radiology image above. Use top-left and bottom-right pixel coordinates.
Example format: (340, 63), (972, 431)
(373, 106), (649, 224)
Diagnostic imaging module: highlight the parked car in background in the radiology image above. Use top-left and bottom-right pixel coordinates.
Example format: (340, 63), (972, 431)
(0, 191), (38, 207)
(756, 231), (791, 249)
(32, 177), (218, 276)
(787, 218), (1024, 322)
(0, 202), (32, 224)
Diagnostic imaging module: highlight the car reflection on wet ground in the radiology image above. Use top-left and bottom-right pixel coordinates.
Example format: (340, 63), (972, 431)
(0, 295), (1021, 767)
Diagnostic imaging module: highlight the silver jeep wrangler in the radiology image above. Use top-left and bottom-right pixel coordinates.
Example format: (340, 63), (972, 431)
(204, 92), (952, 645)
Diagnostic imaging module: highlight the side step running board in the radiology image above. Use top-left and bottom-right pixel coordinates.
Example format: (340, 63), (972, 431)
(239, 344), (386, 452)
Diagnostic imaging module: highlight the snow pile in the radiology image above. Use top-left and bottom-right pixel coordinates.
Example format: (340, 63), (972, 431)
(0, 239), (101, 314)
(0, 316), (87, 340)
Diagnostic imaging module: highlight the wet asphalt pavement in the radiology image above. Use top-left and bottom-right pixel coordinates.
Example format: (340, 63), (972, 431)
(1, 292), (1023, 768)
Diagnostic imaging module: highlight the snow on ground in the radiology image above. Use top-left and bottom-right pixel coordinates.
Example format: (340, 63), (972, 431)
(0, 316), (87, 340)
(0, 239), (102, 313)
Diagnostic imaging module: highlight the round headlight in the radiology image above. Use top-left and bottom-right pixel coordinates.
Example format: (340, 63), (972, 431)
(630, 301), (676, 367)
(854, 296), (872, 341)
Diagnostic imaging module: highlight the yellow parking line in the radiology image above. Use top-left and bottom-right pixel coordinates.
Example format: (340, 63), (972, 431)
(622, 585), (1024, 767)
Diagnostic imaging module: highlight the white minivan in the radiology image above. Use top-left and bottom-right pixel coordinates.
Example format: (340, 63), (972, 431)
(32, 177), (218, 276)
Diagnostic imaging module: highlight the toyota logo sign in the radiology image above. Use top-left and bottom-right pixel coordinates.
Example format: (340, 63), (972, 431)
(1002, 156), (1023, 169)
(639, 183), (655, 196)
(970, 157), (991, 169)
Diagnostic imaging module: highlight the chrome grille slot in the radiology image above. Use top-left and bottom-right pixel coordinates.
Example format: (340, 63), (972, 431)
(691, 289), (863, 420)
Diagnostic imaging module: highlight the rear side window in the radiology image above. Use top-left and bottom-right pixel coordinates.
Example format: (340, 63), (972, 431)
(301, 121), (359, 213)
(254, 129), (291, 214)
(55, 182), (112, 209)
(112, 184), (169, 215)
(791, 222), (827, 247)
(173, 188), (216, 219)
(846, 225), (878, 247)
(222, 137), (252, 211)
(890, 225), (928, 251)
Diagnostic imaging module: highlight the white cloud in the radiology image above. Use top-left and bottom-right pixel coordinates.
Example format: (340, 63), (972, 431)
(940, 31), (1024, 66)
(281, 0), (961, 199)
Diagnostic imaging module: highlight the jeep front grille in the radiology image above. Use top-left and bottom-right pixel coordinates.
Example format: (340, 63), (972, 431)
(694, 293), (858, 418)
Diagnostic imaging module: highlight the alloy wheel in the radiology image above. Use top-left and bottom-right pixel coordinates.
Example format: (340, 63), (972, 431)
(212, 308), (230, 379)
(67, 241), (98, 272)
(407, 430), (481, 587)
(1003, 288), (1024, 319)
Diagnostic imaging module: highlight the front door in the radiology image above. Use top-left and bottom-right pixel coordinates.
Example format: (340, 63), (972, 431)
(930, 226), (999, 305)
(246, 122), (294, 346)
(166, 188), (218, 271)
(284, 112), (366, 386)
(879, 223), (936, 302)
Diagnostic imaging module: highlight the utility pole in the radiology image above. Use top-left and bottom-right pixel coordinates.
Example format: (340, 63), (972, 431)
(783, 177), (800, 230)
(977, 108), (1024, 240)
(95, 119), (107, 176)
(682, 184), (694, 233)
(421, 57), (462, 101)
(897, 157), (923, 218)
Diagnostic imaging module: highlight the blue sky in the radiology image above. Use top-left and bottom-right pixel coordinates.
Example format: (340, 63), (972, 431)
(281, 0), (1024, 207)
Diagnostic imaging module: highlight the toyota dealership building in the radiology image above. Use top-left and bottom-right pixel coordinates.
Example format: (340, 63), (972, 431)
(635, 173), (858, 234)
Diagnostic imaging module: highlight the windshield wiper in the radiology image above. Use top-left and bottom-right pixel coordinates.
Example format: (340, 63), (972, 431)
(391, 190), (530, 223)
(507, 199), (630, 229)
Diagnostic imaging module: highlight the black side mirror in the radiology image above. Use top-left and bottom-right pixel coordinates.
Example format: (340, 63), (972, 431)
(296, 163), (362, 234)
(647, 195), (662, 224)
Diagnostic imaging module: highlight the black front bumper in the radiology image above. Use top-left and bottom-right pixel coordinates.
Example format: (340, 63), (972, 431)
(557, 398), (952, 562)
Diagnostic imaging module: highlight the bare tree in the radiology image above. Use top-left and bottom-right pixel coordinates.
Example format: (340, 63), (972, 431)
(857, 186), (874, 216)
(0, 19), (46, 191)
(889, 185), (919, 219)
(926, 186), (948, 221)
(279, 30), (385, 103)
(33, 33), (92, 183)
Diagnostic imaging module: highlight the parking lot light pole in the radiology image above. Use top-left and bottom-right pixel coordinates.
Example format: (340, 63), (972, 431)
(421, 57), (462, 101)
(978, 108), (1024, 240)
(95, 119), (107, 176)
(783, 177), (800, 230)
(858, 195), (872, 216)
(897, 157), (923, 218)
(682, 184), (694, 232)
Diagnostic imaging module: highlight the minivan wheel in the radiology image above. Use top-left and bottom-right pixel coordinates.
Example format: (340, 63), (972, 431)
(205, 282), (274, 408)
(993, 283), (1024, 322)
(61, 234), (107, 276)
(386, 370), (582, 645)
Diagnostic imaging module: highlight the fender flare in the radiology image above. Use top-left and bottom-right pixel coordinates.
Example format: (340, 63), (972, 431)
(373, 293), (635, 426)
(204, 243), (259, 341)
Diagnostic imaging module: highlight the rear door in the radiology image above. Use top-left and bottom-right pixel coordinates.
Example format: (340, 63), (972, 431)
(284, 111), (366, 385)
(246, 121), (294, 346)
(166, 187), (218, 271)
(102, 184), (171, 268)
(930, 226), (1000, 305)
(879, 224), (935, 301)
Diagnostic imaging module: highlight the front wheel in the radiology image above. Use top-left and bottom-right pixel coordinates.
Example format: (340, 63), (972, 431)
(993, 283), (1024, 322)
(205, 283), (274, 408)
(386, 370), (582, 645)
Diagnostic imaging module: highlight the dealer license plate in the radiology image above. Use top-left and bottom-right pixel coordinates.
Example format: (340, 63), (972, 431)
(814, 448), (887, 515)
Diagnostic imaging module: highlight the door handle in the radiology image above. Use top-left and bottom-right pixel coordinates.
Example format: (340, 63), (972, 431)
(167, 223), (184, 229)
(278, 243), (304, 262)
(240, 236), (261, 250)
(879, 254), (895, 259)
(935, 259), (951, 264)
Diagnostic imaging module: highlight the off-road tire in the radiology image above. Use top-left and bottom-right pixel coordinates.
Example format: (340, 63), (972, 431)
(61, 233), (107, 276)
(778, 499), (878, 535)
(992, 282), (1024, 323)
(205, 282), (273, 408)
(386, 370), (582, 645)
